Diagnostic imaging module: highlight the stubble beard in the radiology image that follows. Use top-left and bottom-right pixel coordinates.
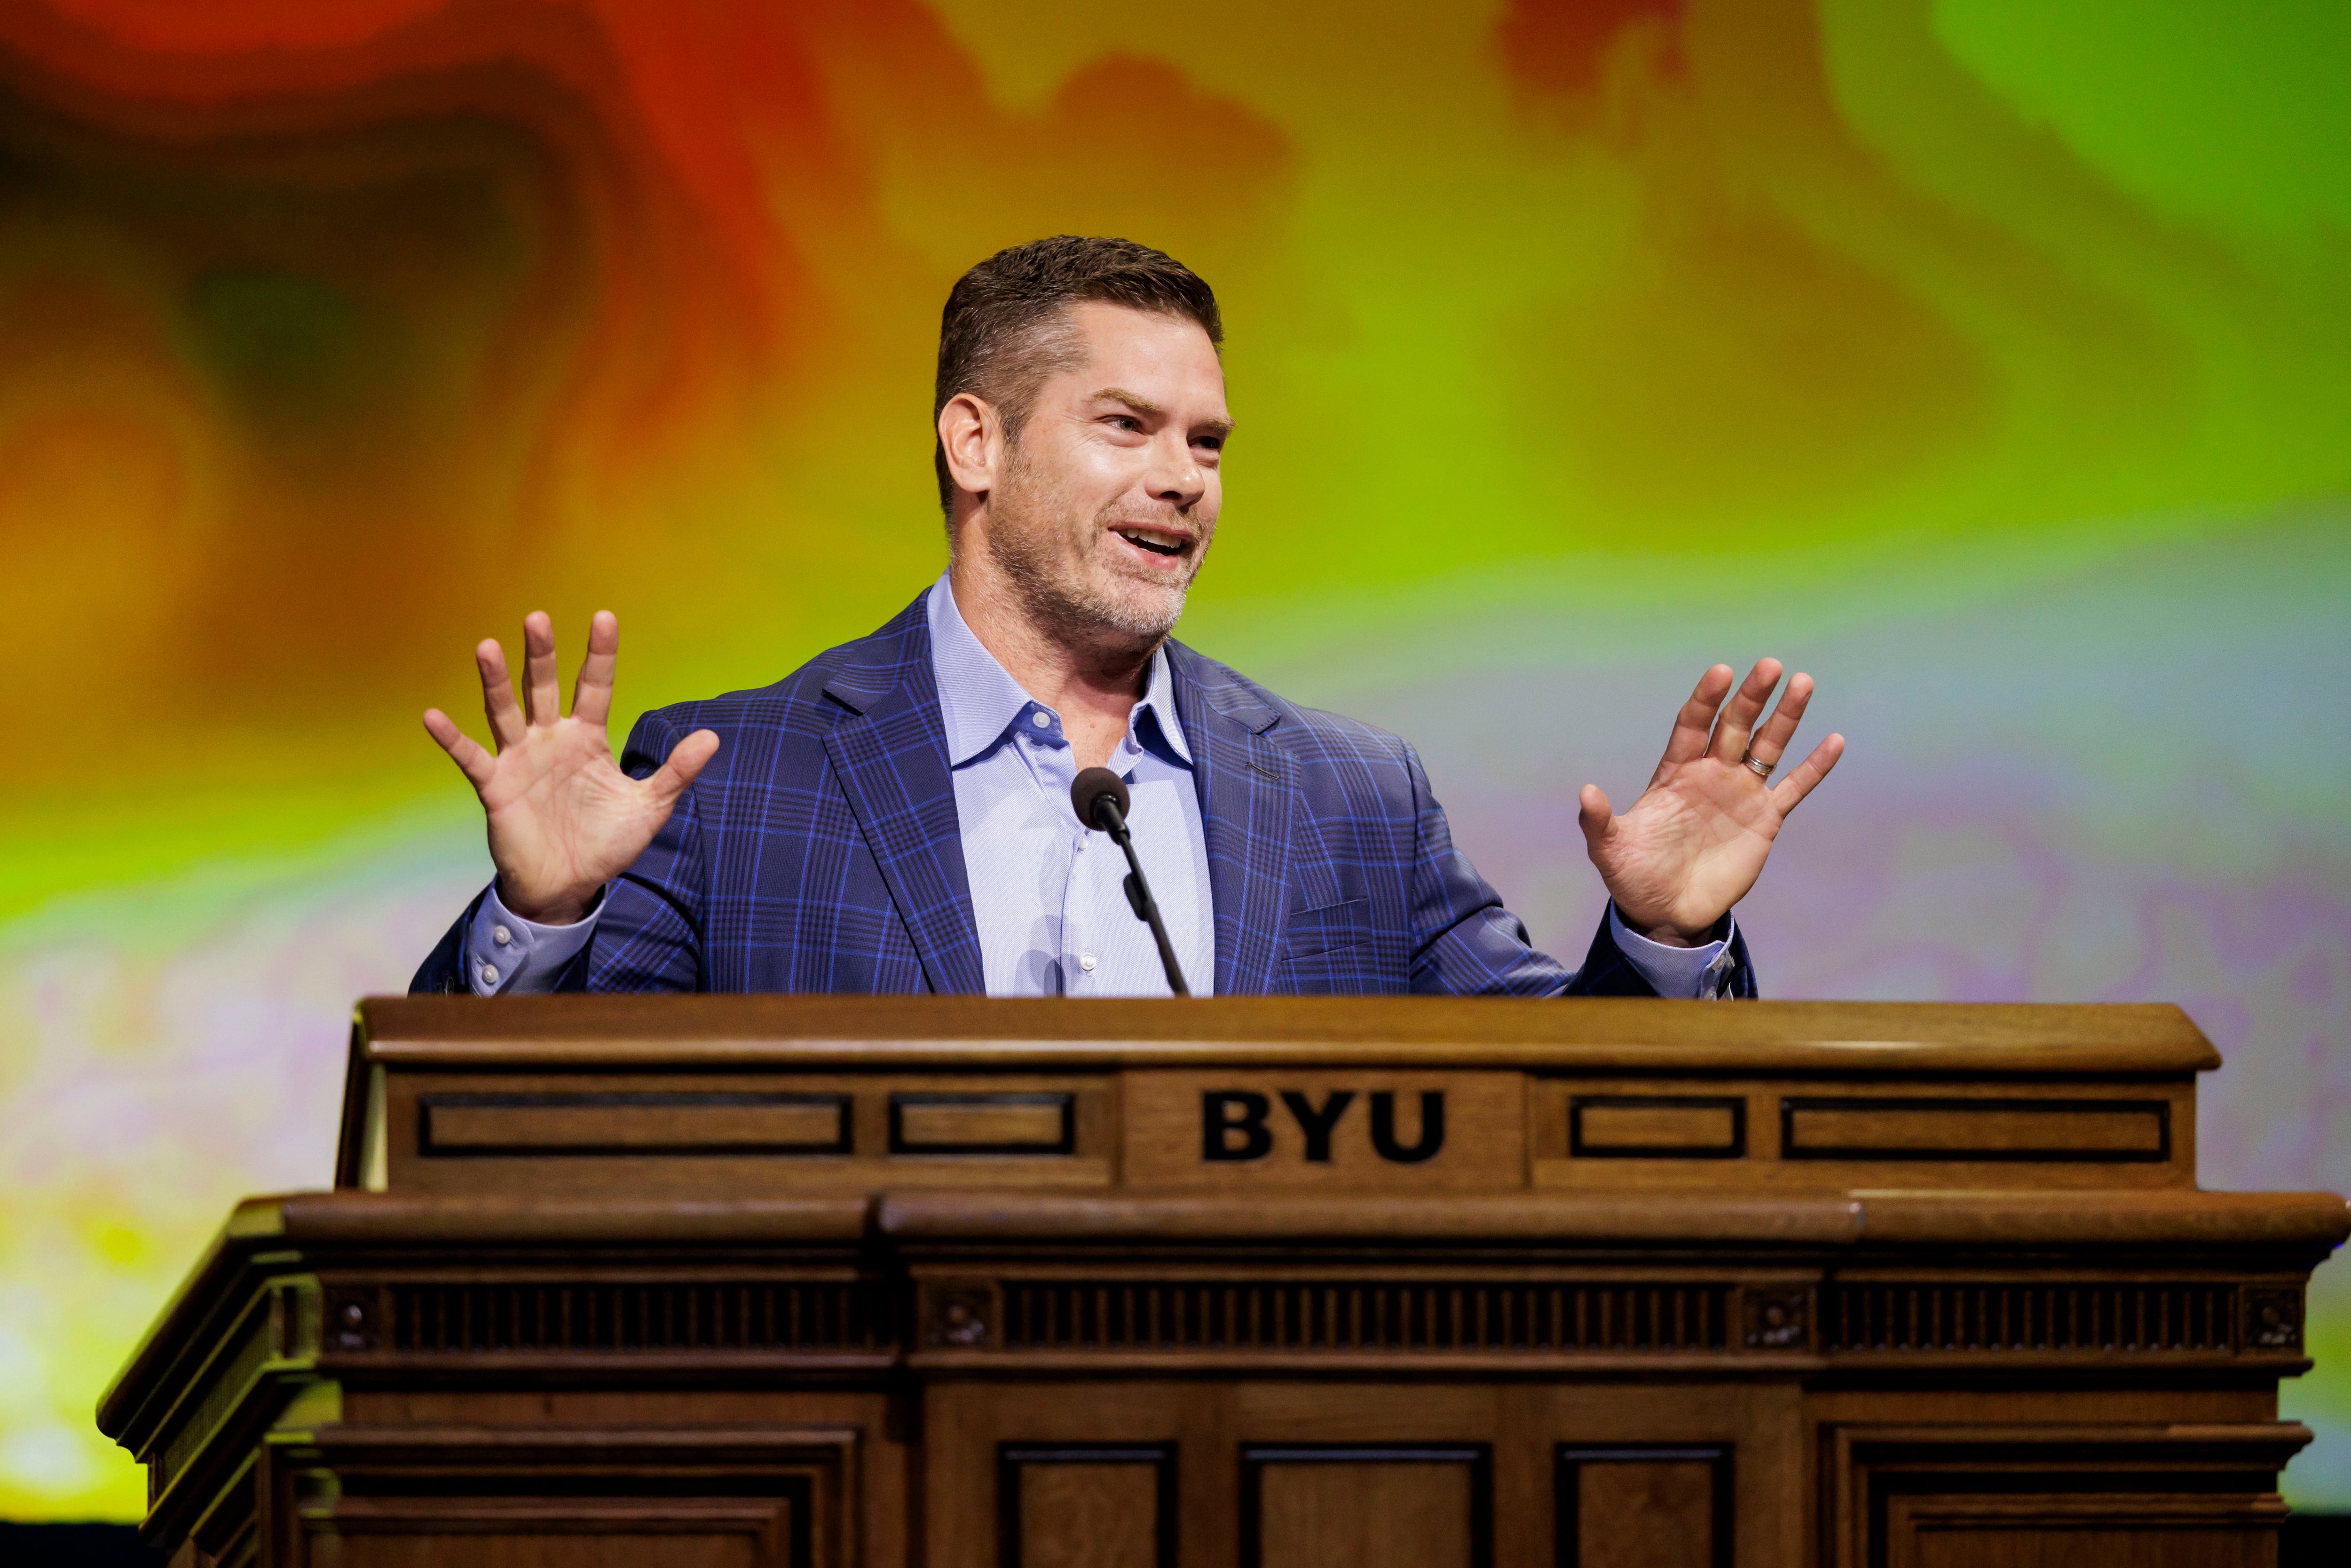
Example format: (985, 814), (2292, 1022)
(984, 446), (1206, 646)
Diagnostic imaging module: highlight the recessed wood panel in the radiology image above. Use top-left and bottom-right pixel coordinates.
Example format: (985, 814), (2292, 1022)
(892, 1094), (1075, 1155)
(1902, 1520), (2269, 1568)
(1243, 1446), (1490, 1568)
(339, 1529), (768, 1568)
(1570, 1097), (1746, 1159)
(1557, 1446), (1731, 1568)
(997, 1444), (1174, 1568)
(382, 1072), (1115, 1196)
(278, 1427), (843, 1568)
(1780, 1098), (2169, 1163)
(421, 1093), (851, 1157)
(1831, 1421), (2303, 1568)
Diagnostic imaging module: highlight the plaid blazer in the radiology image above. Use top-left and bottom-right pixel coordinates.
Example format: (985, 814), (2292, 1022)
(413, 594), (1756, 997)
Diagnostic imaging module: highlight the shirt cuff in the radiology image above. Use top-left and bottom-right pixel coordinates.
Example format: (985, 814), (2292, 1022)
(463, 882), (604, 995)
(1607, 902), (1739, 1000)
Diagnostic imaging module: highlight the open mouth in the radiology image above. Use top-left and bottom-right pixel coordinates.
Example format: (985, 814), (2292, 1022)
(1113, 527), (1188, 558)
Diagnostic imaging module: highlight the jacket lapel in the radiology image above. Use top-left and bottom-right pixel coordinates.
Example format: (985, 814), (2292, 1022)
(1171, 643), (1294, 997)
(820, 601), (986, 995)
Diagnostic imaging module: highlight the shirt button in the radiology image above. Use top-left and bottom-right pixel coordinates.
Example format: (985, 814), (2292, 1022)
(1031, 710), (1051, 728)
(1079, 952), (1097, 972)
(492, 925), (513, 947)
(479, 963), (500, 986)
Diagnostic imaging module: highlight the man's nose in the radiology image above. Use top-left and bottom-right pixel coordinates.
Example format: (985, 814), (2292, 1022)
(1144, 431), (1207, 508)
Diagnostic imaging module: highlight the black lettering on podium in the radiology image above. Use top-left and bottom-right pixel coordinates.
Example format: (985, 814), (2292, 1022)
(1279, 1090), (1357, 1162)
(1370, 1090), (1445, 1163)
(1202, 1091), (1274, 1161)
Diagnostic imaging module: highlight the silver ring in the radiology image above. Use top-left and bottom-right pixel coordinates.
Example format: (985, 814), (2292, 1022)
(1743, 752), (1775, 779)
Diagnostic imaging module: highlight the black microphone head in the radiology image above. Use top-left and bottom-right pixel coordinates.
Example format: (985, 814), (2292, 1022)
(1071, 767), (1131, 830)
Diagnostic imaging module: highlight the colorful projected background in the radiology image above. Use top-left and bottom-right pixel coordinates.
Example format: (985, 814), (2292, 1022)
(2, 0), (2346, 1518)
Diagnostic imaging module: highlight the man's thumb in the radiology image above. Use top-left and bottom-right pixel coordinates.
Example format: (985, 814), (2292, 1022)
(648, 729), (721, 802)
(1577, 784), (1614, 849)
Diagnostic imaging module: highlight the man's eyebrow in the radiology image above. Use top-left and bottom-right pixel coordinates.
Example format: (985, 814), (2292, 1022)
(1091, 387), (1235, 437)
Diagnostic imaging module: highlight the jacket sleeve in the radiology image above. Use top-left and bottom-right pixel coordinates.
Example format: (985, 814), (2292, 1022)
(407, 889), (484, 994)
(1398, 741), (1758, 998)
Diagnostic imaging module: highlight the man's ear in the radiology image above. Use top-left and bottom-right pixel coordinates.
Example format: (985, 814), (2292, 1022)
(938, 392), (1002, 504)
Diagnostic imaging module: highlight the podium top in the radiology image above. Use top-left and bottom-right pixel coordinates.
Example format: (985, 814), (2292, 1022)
(338, 997), (2225, 1199)
(354, 996), (2219, 1074)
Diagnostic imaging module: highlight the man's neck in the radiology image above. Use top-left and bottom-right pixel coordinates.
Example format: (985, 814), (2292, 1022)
(947, 557), (1159, 772)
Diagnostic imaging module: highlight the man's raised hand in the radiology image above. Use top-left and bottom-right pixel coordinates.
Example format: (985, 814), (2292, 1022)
(422, 611), (718, 926)
(1577, 659), (1843, 946)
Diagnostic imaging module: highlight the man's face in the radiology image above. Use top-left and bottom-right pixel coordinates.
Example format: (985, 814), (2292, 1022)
(981, 301), (1230, 643)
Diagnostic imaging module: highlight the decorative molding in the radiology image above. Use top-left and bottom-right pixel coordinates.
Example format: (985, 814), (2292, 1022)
(1743, 1286), (1810, 1350)
(369, 1279), (891, 1355)
(928, 1284), (997, 1349)
(2243, 1287), (2303, 1351)
(1825, 1281), (2236, 1354)
(997, 1279), (1730, 1355)
(321, 1285), (379, 1354)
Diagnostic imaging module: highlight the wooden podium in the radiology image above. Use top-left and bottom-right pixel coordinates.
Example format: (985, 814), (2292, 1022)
(101, 997), (2346, 1568)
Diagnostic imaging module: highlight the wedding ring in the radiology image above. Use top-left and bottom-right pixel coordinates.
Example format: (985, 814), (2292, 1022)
(1743, 752), (1775, 779)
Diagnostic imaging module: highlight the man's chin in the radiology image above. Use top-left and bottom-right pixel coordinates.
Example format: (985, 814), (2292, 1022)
(1093, 571), (1191, 638)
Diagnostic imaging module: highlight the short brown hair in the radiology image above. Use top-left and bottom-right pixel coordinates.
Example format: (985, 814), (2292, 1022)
(933, 236), (1222, 513)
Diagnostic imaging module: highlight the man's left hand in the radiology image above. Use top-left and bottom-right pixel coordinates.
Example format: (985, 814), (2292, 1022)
(1578, 659), (1844, 946)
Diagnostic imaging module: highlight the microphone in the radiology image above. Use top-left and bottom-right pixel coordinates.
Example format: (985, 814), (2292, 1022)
(1070, 766), (1191, 996)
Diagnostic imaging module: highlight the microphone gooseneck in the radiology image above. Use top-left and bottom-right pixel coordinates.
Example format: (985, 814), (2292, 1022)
(1069, 766), (1190, 996)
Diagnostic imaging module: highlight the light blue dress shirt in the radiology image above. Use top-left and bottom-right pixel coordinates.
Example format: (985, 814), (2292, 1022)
(462, 575), (1735, 996)
(926, 575), (1216, 996)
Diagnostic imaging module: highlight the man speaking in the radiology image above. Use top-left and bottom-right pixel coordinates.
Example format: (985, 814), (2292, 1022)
(412, 236), (1842, 998)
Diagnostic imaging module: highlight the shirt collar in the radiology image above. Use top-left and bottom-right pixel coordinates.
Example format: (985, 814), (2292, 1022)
(925, 573), (1192, 769)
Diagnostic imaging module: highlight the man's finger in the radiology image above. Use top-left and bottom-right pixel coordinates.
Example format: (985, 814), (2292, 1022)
(1706, 658), (1784, 763)
(644, 728), (722, 805)
(521, 612), (561, 726)
(573, 611), (620, 728)
(1743, 671), (1815, 769)
(423, 709), (497, 791)
(476, 639), (525, 750)
(1769, 733), (1846, 815)
(1660, 665), (1735, 768)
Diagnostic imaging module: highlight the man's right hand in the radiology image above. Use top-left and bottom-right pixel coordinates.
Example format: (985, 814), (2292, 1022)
(423, 611), (719, 925)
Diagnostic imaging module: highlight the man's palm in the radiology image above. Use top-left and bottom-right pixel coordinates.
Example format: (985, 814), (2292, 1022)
(423, 611), (718, 925)
(1580, 660), (1843, 944)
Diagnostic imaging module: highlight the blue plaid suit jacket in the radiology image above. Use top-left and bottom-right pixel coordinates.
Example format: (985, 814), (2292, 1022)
(412, 594), (1756, 996)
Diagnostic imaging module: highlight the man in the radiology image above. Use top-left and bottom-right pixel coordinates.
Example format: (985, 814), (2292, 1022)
(412, 236), (1841, 997)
